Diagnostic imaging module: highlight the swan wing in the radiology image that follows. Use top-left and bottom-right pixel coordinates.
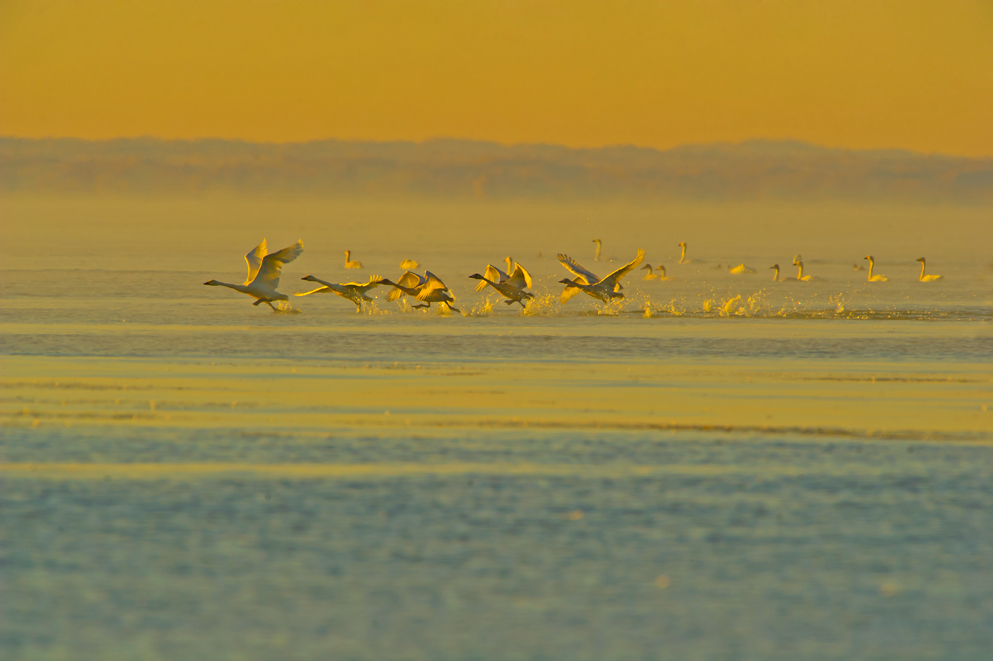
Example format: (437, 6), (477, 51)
(600, 249), (645, 287)
(253, 240), (303, 289)
(508, 264), (533, 289)
(476, 265), (503, 292)
(557, 254), (601, 284)
(560, 283), (582, 303)
(243, 239), (267, 285)
(396, 271), (426, 289)
(417, 271), (448, 300)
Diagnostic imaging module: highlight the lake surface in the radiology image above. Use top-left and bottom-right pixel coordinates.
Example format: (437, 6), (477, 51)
(2, 198), (992, 659)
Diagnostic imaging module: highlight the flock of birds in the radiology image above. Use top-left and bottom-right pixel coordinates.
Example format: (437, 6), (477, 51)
(203, 239), (945, 313)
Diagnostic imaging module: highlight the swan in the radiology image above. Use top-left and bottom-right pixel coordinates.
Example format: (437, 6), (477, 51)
(400, 259), (420, 270)
(203, 239), (303, 309)
(795, 261), (822, 282)
(728, 264), (757, 275)
(469, 263), (534, 308)
(344, 250), (363, 269)
(916, 257), (943, 282)
(641, 264), (669, 281)
(295, 274), (384, 312)
(593, 239), (602, 262)
(558, 250), (645, 303)
(473, 257), (534, 293)
(864, 255), (889, 282)
(769, 264), (790, 281)
(677, 242), (706, 265)
(380, 271), (460, 312)
(853, 263), (866, 271)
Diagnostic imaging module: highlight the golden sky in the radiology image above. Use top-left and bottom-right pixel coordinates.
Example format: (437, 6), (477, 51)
(1, 0), (991, 156)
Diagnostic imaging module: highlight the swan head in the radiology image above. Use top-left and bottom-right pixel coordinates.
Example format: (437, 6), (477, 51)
(301, 275), (318, 282)
(468, 273), (485, 280)
(559, 278), (578, 285)
(770, 264), (780, 270)
(916, 257), (926, 263)
(793, 254), (802, 265)
(864, 255), (874, 262)
(678, 242), (686, 248)
(641, 264), (652, 271)
(203, 280), (219, 286)
(796, 261), (804, 268)
(592, 239), (601, 245)
(658, 265), (666, 276)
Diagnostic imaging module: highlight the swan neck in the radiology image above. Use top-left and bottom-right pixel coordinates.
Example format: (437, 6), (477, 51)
(919, 262), (926, 280)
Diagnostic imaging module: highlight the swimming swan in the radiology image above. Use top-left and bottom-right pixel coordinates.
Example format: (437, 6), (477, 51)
(769, 264), (791, 281)
(380, 271), (460, 312)
(641, 264), (669, 281)
(864, 255), (889, 282)
(677, 242), (706, 265)
(469, 263), (534, 307)
(728, 264), (757, 275)
(916, 258), (943, 282)
(558, 250), (645, 303)
(344, 250), (363, 269)
(296, 274), (384, 312)
(795, 261), (823, 281)
(203, 239), (303, 309)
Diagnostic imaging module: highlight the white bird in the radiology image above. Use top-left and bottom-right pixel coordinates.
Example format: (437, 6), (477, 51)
(795, 261), (823, 281)
(593, 239), (602, 262)
(916, 257), (943, 282)
(641, 264), (669, 281)
(558, 250), (645, 303)
(864, 255), (889, 282)
(469, 263), (534, 308)
(381, 271), (459, 312)
(400, 259), (420, 270)
(727, 263), (757, 275)
(677, 242), (706, 265)
(295, 274), (384, 312)
(473, 257), (533, 293)
(203, 239), (303, 309)
(344, 250), (363, 269)
(769, 264), (790, 281)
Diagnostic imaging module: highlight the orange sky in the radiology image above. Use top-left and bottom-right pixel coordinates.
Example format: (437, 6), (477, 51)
(1, 0), (991, 156)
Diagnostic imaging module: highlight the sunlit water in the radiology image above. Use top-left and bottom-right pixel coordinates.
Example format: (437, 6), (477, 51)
(2, 200), (993, 659)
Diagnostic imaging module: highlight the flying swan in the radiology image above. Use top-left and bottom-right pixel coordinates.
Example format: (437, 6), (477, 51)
(558, 249), (645, 303)
(380, 271), (460, 312)
(295, 274), (384, 312)
(203, 239), (303, 309)
(469, 262), (534, 308)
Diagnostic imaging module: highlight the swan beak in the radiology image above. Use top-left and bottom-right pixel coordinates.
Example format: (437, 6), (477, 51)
(202, 281), (211, 285)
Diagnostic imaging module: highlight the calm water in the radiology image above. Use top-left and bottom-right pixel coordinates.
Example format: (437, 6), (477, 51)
(2, 202), (993, 659)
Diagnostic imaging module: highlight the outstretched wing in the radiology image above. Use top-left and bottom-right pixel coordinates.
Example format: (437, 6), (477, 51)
(397, 271), (425, 289)
(560, 282), (582, 303)
(416, 271), (448, 300)
(600, 249), (645, 288)
(252, 240), (304, 289)
(557, 254), (599, 285)
(476, 265), (504, 292)
(507, 264), (532, 290)
(295, 286), (331, 297)
(243, 240), (267, 285)
(386, 271), (423, 302)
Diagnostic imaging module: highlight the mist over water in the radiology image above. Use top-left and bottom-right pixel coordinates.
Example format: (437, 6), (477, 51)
(2, 194), (992, 659)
